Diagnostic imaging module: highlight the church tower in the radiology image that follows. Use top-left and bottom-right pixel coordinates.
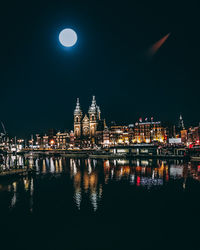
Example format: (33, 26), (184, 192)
(96, 105), (101, 120)
(88, 96), (99, 137)
(74, 98), (83, 138)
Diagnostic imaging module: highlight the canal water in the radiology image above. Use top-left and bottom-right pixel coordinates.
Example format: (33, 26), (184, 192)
(0, 156), (200, 250)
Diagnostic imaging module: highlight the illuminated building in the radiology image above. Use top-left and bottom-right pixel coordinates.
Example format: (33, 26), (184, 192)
(107, 121), (164, 145)
(35, 132), (70, 149)
(73, 96), (104, 145)
(16, 139), (25, 151)
(133, 120), (165, 144)
(188, 125), (200, 145)
(69, 130), (75, 147)
(56, 131), (70, 149)
(74, 98), (83, 138)
(102, 126), (110, 147)
(41, 135), (49, 148)
(88, 96), (101, 137)
(181, 129), (188, 145)
(109, 125), (133, 145)
(101, 120), (165, 146)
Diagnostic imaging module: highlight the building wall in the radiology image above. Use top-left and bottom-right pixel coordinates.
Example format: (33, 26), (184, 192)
(188, 126), (200, 144)
(74, 114), (82, 138)
(73, 97), (101, 142)
(133, 122), (164, 143)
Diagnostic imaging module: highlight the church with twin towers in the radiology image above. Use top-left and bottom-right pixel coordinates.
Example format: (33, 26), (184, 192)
(74, 96), (104, 140)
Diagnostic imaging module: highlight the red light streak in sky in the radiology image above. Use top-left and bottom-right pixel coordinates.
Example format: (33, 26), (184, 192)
(148, 33), (171, 56)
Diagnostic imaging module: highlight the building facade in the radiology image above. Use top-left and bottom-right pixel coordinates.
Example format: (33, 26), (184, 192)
(188, 125), (200, 145)
(133, 121), (165, 144)
(74, 96), (103, 144)
(101, 121), (165, 147)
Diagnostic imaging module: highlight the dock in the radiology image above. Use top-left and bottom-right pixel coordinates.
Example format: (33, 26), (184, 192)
(0, 168), (35, 179)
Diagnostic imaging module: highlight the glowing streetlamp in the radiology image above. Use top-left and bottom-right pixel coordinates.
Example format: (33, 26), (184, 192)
(50, 139), (55, 149)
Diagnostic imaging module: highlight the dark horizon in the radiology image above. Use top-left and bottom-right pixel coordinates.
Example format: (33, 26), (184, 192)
(1, 0), (200, 138)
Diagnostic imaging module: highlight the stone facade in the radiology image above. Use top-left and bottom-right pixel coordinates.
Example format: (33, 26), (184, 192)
(74, 96), (102, 141)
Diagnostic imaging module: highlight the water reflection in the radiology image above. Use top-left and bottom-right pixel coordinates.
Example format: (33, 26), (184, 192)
(70, 159), (101, 211)
(10, 182), (17, 208)
(103, 159), (169, 187)
(0, 155), (200, 214)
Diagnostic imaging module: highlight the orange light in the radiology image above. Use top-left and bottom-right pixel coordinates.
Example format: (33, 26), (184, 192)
(50, 140), (55, 145)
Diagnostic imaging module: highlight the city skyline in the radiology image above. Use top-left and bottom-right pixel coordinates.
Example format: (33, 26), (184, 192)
(1, 95), (199, 138)
(1, 95), (199, 150)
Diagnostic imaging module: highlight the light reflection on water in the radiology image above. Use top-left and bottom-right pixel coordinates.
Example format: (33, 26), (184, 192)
(0, 155), (200, 214)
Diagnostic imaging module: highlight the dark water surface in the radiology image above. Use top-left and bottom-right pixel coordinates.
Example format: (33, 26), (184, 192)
(0, 156), (200, 250)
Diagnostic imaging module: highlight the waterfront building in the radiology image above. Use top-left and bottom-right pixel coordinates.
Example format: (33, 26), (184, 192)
(42, 135), (49, 148)
(109, 125), (133, 145)
(133, 120), (165, 144)
(34, 131), (70, 149)
(0, 135), (10, 151)
(16, 139), (25, 151)
(101, 120), (165, 146)
(69, 130), (75, 147)
(56, 131), (70, 149)
(102, 126), (110, 147)
(36, 134), (42, 147)
(34, 134), (52, 149)
(74, 98), (83, 139)
(188, 125), (200, 145)
(73, 96), (104, 146)
(181, 129), (188, 145)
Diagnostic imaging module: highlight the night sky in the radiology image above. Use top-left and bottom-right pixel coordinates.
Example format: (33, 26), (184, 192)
(1, 0), (199, 138)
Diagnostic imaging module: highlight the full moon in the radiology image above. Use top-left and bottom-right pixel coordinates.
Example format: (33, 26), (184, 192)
(59, 28), (77, 47)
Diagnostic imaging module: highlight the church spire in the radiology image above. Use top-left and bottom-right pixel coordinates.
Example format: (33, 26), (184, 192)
(88, 95), (97, 114)
(74, 98), (83, 138)
(74, 98), (82, 115)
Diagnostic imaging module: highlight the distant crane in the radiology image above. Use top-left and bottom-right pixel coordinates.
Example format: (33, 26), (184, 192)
(1, 121), (6, 135)
(0, 122), (7, 155)
(0, 121), (7, 141)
